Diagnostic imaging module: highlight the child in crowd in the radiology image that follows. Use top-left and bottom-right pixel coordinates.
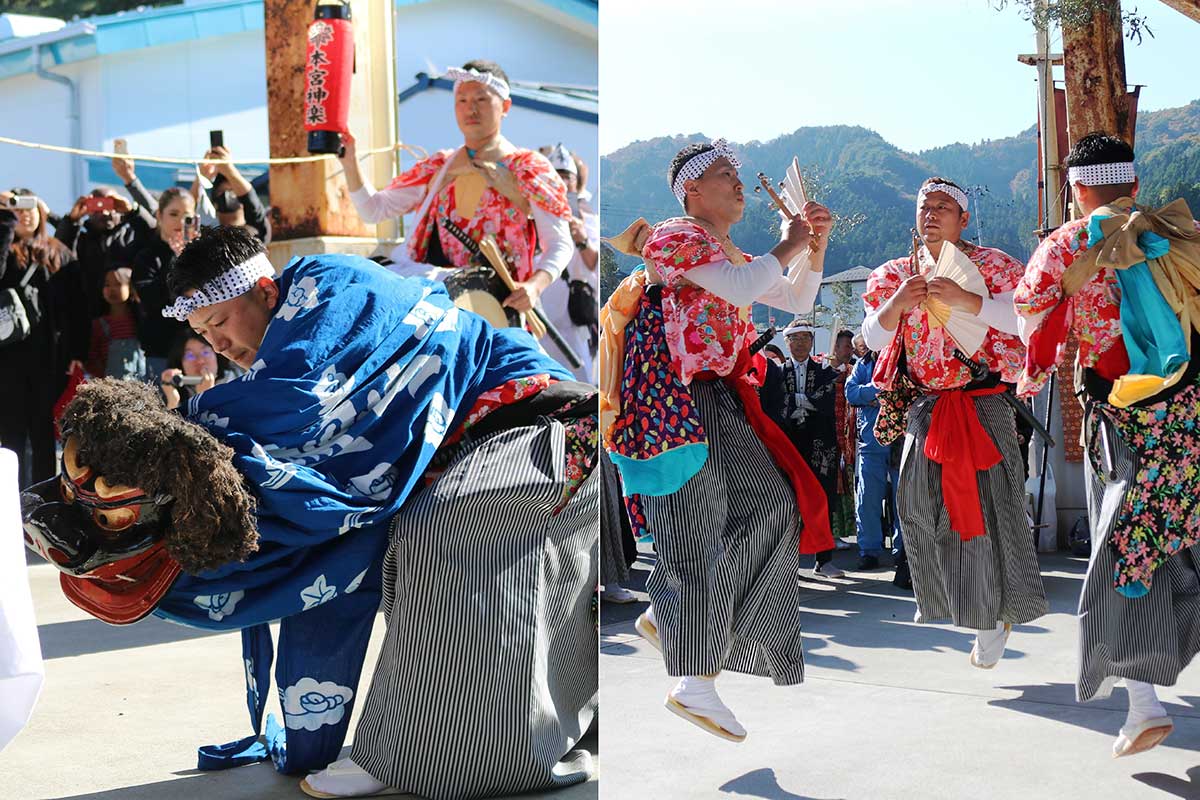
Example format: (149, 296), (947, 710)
(86, 267), (147, 381)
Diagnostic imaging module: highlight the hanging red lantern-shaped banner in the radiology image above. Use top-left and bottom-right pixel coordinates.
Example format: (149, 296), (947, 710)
(304, 0), (354, 154)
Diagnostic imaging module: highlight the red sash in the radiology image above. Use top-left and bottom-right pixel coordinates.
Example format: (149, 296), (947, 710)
(699, 351), (834, 555)
(923, 385), (1006, 541)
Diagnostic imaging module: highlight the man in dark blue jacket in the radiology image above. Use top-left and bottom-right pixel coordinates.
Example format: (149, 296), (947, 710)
(845, 337), (909, 586)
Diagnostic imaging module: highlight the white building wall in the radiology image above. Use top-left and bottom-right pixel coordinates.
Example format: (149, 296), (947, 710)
(1, 71), (73, 209)
(0, 30), (269, 213)
(98, 30), (269, 163)
(0, 2), (595, 219)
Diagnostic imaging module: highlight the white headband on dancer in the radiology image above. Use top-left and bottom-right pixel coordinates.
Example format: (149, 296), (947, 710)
(1067, 161), (1136, 187)
(783, 323), (814, 336)
(161, 252), (275, 321)
(917, 182), (969, 213)
(446, 66), (511, 101)
(671, 138), (741, 207)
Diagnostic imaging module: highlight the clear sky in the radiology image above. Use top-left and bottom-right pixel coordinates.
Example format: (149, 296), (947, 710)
(600, 0), (1200, 155)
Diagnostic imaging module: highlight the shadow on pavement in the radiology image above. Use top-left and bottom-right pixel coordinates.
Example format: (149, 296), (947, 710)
(1132, 764), (1200, 798)
(46, 765), (305, 800)
(37, 615), (228, 659)
(719, 768), (845, 800)
(50, 727), (600, 800)
(988, 682), (1200, 738)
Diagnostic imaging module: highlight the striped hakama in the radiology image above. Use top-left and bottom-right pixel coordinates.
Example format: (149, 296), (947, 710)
(641, 378), (805, 686)
(600, 448), (632, 587)
(1077, 404), (1200, 702)
(351, 419), (598, 800)
(898, 393), (1048, 630)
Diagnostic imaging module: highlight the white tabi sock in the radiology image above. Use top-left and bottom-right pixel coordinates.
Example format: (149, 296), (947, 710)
(1124, 679), (1168, 729)
(972, 621), (1009, 667)
(669, 675), (747, 738)
(303, 757), (391, 797)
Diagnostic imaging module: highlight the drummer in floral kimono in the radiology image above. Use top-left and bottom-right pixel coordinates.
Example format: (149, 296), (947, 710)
(337, 58), (573, 320)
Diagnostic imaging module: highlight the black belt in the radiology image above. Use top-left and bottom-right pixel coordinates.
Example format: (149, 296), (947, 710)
(429, 381), (596, 471)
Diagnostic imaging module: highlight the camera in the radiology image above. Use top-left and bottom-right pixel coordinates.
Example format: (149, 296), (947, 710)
(6, 195), (38, 210)
(84, 196), (117, 215)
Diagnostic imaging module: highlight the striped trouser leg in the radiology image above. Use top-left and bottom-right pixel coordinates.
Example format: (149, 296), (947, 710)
(642, 379), (805, 686)
(351, 420), (599, 800)
(897, 394), (1047, 630)
(1077, 408), (1200, 701)
(600, 449), (632, 586)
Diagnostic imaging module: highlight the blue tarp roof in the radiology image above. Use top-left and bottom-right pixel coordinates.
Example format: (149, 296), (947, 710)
(0, 0), (596, 81)
(0, 1), (263, 81)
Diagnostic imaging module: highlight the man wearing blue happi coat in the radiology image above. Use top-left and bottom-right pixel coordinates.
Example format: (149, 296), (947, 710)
(21, 226), (598, 800)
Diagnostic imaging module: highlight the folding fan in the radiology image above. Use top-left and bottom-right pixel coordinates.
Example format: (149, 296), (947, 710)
(921, 240), (989, 356)
(783, 157), (808, 213)
(757, 158), (816, 261)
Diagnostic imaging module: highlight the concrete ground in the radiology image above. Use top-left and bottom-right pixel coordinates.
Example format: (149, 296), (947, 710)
(3, 550), (598, 800)
(601, 545), (1200, 800)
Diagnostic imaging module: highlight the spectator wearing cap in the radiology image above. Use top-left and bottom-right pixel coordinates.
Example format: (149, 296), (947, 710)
(761, 321), (845, 578)
(538, 143), (598, 382)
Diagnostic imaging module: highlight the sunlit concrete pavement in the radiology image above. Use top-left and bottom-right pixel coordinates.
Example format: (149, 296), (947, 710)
(601, 544), (1200, 800)
(3, 551), (598, 800)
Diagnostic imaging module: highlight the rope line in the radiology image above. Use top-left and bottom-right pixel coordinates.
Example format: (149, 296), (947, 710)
(0, 135), (426, 165)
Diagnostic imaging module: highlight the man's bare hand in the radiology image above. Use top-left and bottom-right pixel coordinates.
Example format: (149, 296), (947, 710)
(504, 272), (552, 312)
(891, 274), (929, 313)
(926, 277), (981, 312)
(112, 155), (135, 185)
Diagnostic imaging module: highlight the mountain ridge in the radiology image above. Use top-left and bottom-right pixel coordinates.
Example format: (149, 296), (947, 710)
(600, 100), (1200, 288)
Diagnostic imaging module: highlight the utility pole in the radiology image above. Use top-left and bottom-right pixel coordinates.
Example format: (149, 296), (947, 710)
(1017, 0), (1064, 231)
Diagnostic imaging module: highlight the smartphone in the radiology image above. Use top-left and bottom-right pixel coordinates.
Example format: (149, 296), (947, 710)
(113, 138), (128, 155)
(84, 196), (117, 215)
(7, 195), (38, 210)
(209, 130), (224, 150)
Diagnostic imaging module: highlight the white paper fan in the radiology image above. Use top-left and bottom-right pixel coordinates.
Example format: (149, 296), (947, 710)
(781, 157), (808, 216)
(922, 241), (989, 356)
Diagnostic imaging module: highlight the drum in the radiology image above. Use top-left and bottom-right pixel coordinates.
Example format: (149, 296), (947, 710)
(444, 266), (520, 329)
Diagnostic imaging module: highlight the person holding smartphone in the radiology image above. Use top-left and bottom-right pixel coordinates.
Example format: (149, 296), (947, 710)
(131, 187), (198, 376)
(55, 154), (157, 319)
(192, 138), (271, 243)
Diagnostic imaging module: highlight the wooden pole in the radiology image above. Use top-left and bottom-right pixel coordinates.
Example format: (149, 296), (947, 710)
(262, 0), (398, 259)
(1035, 3), (1064, 229)
(1061, 0), (1133, 149)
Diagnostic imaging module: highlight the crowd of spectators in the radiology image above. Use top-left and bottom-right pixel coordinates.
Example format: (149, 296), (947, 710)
(0, 148), (268, 486)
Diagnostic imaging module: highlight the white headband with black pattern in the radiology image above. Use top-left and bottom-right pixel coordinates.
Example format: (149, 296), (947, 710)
(161, 252), (275, 321)
(917, 182), (969, 212)
(671, 138), (741, 207)
(446, 66), (511, 101)
(1067, 161), (1136, 186)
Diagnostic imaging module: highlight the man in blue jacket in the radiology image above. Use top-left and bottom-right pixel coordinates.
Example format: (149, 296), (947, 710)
(845, 336), (908, 587)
